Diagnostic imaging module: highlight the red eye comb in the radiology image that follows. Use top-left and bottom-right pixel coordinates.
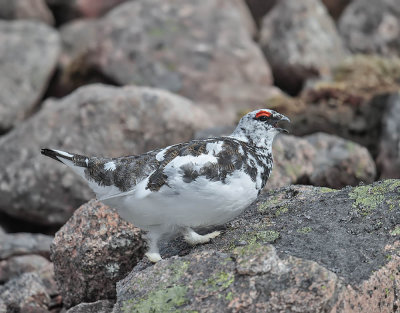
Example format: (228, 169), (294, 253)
(255, 111), (271, 118)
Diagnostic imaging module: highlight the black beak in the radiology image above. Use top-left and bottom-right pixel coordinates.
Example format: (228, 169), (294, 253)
(274, 115), (290, 133)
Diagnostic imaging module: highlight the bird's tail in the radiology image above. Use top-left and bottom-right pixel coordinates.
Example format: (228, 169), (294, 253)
(41, 148), (89, 176)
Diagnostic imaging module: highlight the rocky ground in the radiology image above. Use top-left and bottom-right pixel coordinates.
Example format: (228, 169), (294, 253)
(0, 0), (399, 312)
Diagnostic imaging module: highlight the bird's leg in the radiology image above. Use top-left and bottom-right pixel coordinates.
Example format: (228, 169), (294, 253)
(144, 231), (162, 263)
(183, 227), (221, 245)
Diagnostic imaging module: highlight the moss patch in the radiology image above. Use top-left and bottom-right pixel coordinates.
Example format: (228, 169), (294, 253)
(122, 285), (188, 313)
(390, 226), (400, 236)
(349, 180), (400, 216)
(241, 230), (280, 245)
(297, 227), (312, 234)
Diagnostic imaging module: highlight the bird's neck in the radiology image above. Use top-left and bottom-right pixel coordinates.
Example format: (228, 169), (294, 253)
(229, 127), (275, 152)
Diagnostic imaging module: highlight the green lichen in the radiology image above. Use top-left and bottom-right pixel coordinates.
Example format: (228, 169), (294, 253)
(349, 180), (400, 216)
(122, 285), (188, 313)
(241, 230), (280, 245)
(390, 226), (400, 236)
(225, 292), (233, 301)
(297, 227), (312, 234)
(275, 206), (289, 216)
(318, 187), (338, 193)
(258, 196), (282, 212)
(194, 271), (234, 293)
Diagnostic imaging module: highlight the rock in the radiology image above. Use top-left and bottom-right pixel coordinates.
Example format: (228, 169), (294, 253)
(0, 84), (211, 225)
(321, 0), (352, 20)
(245, 0), (277, 27)
(0, 20), (60, 133)
(53, 19), (102, 97)
(66, 300), (114, 313)
(0, 272), (51, 312)
(305, 132), (376, 188)
(267, 134), (316, 190)
(0, 0), (54, 25)
(260, 0), (347, 95)
(0, 254), (50, 283)
(51, 200), (145, 308)
(339, 0), (400, 57)
(46, 0), (130, 24)
(113, 180), (400, 312)
(377, 93), (400, 179)
(78, 0), (277, 121)
(266, 55), (400, 157)
(0, 233), (53, 259)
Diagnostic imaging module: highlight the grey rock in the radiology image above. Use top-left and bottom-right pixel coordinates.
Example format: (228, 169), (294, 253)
(0, 0), (54, 25)
(339, 0), (400, 57)
(0, 272), (50, 312)
(0, 84), (211, 225)
(0, 254), (50, 284)
(66, 300), (114, 313)
(0, 20), (60, 132)
(305, 132), (376, 188)
(267, 134), (316, 190)
(260, 0), (347, 95)
(87, 0), (277, 121)
(51, 200), (145, 308)
(377, 92), (400, 179)
(0, 233), (53, 259)
(114, 180), (400, 312)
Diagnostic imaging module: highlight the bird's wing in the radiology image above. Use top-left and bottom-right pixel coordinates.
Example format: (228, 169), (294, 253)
(146, 138), (255, 193)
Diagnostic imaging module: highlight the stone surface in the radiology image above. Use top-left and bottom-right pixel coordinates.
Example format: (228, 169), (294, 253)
(260, 0), (347, 95)
(66, 300), (114, 313)
(321, 0), (352, 20)
(0, 20), (60, 133)
(0, 254), (50, 283)
(0, 272), (51, 312)
(305, 132), (376, 189)
(0, 233), (53, 259)
(377, 93), (400, 179)
(266, 134), (316, 190)
(0, 0), (54, 25)
(339, 0), (400, 57)
(79, 0), (277, 121)
(46, 0), (130, 24)
(51, 200), (145, 308)
(0, 84), (211, 225)
(113, 180), (400, 312)
(266, 55), (400, 157)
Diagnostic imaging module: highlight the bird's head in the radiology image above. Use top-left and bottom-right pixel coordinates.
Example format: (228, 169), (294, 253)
(230, 109), (290, 149)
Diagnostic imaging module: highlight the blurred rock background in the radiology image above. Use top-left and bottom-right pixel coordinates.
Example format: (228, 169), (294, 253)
(0, 0), (399, 312)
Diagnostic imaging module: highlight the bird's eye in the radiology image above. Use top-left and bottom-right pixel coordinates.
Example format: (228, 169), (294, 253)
(257, 116), (268, 122)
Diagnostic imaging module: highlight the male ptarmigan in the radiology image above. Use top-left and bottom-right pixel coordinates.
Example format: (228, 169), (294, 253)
(41, 109), (289, 262)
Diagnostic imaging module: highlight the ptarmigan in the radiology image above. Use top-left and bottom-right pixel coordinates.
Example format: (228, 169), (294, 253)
(41, 109), (289, 262)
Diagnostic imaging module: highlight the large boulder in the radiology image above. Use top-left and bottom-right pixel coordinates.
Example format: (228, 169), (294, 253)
(60, 0), (277, 122)
(268, 133), (376, 190)
(260, 0), (347, 95)
(113, 180), (400, 312)
(267, 55), (400, 157)
(0, 0), (54, 25)
(304, 132), (376, 188)
(377, 93), (400, 179)
(339, 0), (400, 57)
(0, 20), (60, 133)
(51, 200), (145, 308)
(0, 272), (51, 312)
(0, 84), (211, 225)
(0, 233), (53, 259)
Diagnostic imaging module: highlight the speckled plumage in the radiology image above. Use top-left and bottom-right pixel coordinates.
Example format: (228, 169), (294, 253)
(41, 109), (289, 262)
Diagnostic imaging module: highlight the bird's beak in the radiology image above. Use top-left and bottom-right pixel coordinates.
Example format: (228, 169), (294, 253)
(275, 114), (290, 134)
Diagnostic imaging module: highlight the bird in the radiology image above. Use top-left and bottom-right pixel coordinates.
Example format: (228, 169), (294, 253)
(41, 109), (290, 262)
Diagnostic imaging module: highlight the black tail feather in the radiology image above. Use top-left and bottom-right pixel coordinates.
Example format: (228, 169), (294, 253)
(41, 148), (71, 163)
